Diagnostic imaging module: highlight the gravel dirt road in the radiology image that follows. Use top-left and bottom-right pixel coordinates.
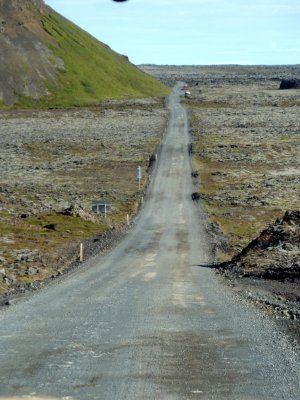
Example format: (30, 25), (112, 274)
(0, 84), (299, 400)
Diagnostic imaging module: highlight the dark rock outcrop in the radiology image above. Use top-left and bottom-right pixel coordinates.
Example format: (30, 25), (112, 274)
(0, 0), (56, 105)
(280, 79), (300, 90)
(222, 211), (300, 280)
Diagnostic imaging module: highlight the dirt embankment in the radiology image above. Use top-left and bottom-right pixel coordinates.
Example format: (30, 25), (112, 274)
(0, 98), (167, 298)
(218, 211), (300, 336)
(222, 210), (300, 281)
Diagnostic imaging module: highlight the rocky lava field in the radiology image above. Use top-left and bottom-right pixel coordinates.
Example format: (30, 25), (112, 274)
(1, 64), (299, 345)
(0, 98), (167, 297)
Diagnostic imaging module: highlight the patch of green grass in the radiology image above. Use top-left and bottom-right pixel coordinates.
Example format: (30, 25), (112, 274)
(22, 142), (54, 162)
(0, 213), (108, 257)
(28, 214), (108, 239)
(204, 202), (284, 258)
(0, 101), (10, 110)
(14, 11), (169, 108)
(279, 100), (300, 108)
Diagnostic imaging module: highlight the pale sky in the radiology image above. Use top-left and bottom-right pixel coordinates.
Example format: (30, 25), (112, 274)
(46, 0), (300, 65)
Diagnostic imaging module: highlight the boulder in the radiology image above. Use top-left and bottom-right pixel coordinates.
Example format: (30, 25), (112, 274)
(27, 266), (38, 276)
(279, 79), (300, 90)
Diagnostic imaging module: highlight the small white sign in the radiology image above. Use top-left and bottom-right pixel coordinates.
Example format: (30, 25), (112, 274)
(136, 166), (142, 181)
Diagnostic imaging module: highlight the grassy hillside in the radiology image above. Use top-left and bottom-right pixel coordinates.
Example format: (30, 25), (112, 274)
(0, 1), (169, 108)
(38, 12), (169, 107)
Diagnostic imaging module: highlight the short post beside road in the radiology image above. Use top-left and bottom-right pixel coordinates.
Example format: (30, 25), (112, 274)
(136, 165), (142, 191)
(79, 243), (84, 262)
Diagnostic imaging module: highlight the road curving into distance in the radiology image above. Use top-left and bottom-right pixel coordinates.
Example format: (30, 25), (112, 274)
(0, 83), (299, 399)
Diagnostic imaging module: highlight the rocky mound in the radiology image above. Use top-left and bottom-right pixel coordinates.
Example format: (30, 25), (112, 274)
(280, 79), (300, 90)
(0, 0), (168, 107)
(222, 211), (300, 280)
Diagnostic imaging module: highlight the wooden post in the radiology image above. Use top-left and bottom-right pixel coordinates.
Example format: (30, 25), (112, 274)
(127, 214), (130, 226)
(80, 243), (83, 262)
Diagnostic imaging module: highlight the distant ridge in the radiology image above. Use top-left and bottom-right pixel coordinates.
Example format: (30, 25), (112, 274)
(0, 0), (169, 107)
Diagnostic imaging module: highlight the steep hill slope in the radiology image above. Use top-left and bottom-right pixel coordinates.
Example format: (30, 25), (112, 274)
(0, 0), (169, 107)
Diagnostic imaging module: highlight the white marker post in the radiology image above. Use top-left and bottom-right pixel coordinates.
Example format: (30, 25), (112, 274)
(127, 214), (130, 226)
(79, 243), (84, 262)
(136, 166), (142, 191)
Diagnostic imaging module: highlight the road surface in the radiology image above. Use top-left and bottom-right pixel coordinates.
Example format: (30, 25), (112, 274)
(0, 84), (299, 400)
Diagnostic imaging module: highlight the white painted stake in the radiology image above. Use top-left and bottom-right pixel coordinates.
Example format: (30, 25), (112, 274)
(127, 214), (130, 226)
(136, 166), (142, 191)
(80, 243), (84, 262)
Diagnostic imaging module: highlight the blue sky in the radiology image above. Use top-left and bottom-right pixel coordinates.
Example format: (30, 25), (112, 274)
(46, 0), (300, 65)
